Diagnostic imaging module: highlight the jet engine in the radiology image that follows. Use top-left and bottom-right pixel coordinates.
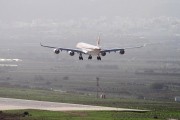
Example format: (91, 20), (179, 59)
(68, 51), (75, 56)
(100, 52), (106, 56)
(120, 50), (125, 55)
(54, 49), (60, 54)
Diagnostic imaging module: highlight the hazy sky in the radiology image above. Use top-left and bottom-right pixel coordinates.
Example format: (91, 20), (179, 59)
(0, 0), (180, 21)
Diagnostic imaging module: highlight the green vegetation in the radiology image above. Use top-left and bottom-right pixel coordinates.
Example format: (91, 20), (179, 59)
(0, 87), (180, 119)
(2, 109), (180, 120)
(1, 58), (180, 102)
(1, 87), (180, 111)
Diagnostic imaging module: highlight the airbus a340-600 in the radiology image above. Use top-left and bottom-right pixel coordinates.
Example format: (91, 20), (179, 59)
(40, 34), (146, 60)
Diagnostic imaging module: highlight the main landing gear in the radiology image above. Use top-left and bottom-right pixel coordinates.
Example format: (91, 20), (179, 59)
(88, 55), (101, 60)
(78, 55), (101, 60)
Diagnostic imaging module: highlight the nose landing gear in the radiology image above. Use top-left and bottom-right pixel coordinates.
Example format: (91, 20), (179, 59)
(88, 55), (92, 60)
(79, 56), (83, 60)
(79, 53), (83, 60)
(97, 56), (101, 60)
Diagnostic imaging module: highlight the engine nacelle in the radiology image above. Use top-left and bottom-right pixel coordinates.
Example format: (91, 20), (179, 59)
(100, 52), (106, 56)
(68, 51), (75, 56)
(119, 50), (125, 55)
(54, 49), (60, 54)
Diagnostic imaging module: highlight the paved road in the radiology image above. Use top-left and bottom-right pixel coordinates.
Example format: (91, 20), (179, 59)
(0, 97), (147, 111)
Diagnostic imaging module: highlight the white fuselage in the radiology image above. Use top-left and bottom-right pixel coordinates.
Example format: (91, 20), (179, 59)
(76, 42), (101, 56)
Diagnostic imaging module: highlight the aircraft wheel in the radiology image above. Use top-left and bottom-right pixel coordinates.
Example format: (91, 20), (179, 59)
(88, 55), (92, 60)
(79, 56), (83, 60)
(97, 56), (101, 60)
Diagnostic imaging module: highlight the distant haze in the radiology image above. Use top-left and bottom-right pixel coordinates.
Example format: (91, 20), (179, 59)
(0, 0), (180, 21)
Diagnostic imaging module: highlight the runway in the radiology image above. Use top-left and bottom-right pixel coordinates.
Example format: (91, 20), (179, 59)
(0, 97), (148, 112)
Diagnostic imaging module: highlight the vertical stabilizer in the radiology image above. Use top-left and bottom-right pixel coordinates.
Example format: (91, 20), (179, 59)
(97, 33), (101, 47)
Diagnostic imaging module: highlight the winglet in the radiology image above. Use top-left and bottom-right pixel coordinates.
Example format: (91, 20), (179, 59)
(40, 43), (44, 47)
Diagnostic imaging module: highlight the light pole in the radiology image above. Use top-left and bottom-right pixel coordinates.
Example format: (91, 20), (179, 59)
(96, 77), (99, 98)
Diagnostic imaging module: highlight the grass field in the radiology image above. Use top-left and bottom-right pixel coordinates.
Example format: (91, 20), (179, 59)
(0, 59), (180, 119)
(2, 109), (180, 120)
(0, 87), (180, 111)
(0, 87), (180, 120)
(1, 57), (180, 101)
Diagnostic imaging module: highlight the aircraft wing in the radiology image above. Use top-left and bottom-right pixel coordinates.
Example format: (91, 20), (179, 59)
(40, 43), (85, 54)
(100, 44), (146, 53)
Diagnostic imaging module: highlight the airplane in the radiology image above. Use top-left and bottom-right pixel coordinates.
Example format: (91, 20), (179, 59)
(40, 34), (146, 60)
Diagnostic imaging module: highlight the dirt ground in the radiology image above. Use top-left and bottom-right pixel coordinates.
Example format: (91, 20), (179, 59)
(0, 111), (25, 120)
